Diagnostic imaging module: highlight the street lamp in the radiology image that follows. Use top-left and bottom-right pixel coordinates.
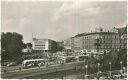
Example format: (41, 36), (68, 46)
(123, 67), (126, 78)
(85, 65), (88, 75)
(97, 63), (100, 72)
(97, 63), (100, 77)
(120, 61), (123, 77)
(123, 66), (126, 73)
(109, 62), (111, 79)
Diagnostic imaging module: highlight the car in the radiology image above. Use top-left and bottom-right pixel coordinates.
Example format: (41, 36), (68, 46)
(7, 62), (17, 67)
(2, 62), (10, 66)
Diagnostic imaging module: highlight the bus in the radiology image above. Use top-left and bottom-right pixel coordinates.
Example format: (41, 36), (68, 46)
(22, 59), (46, 68)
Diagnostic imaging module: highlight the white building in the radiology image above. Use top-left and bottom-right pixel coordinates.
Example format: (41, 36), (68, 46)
(33, 38), (49, 50)
(32, 38), (57, 53)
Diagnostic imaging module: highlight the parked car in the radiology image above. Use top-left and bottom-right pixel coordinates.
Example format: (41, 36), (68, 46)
(7, 62), (17, 67)
(2, 62), (10, 66)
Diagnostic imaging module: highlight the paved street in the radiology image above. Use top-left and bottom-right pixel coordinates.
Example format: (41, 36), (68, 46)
(25, 69), (84, 79)
(1, 61), (85, 79)
(1, 60), (127, 79)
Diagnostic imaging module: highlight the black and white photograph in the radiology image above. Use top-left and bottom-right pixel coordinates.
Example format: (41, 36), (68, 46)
(1, 0), (127, 79)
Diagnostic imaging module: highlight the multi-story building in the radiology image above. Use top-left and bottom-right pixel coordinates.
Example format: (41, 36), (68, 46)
(82, 31), (120, 52)
(82, 28), (120, 52)
(116, 26), (127, 49)
(73, 33), (85, 52)
(63, 37), (74, 51)
(32, 38), (57, 53)
(64, 26), (126, 53)
(67, 27), (120, 52)
(63, 33), (86, 52)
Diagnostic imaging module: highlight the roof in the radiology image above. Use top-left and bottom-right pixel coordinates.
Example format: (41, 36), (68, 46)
(86, 32), (118, 35)
(23, 59), (45, 64)
(74, 33), (86, 37)
(116, 27), (127, 36)
(73, 31), (118, 38)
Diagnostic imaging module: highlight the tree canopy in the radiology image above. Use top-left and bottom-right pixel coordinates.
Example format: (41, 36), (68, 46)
(1, 32), (24, 62)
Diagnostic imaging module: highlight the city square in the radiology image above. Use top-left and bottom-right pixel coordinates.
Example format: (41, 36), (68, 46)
(1, 1), (127, 79)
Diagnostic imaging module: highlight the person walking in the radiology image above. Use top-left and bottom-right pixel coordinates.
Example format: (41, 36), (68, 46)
(4, 69), (7, 74)
(38, 63), (41, 69)
(19, 67), (22, 71)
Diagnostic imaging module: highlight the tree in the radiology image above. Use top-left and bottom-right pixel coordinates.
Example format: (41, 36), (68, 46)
(1, 32), (24, 62)
(100, 49), (127, 71)
(115, 49), (127, 69)
(100, 50), (118, 71)
(26, 43), (32, 48)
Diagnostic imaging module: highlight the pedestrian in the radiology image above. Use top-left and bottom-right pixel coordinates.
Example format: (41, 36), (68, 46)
(38, 63), (41, 69)
(19, 67), (22, 71)
(4, 69), (7, 74)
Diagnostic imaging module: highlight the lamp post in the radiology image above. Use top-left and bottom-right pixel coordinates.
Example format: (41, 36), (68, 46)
(123, 67), (126, 78)
(84, 65), (88, 79)
(123, 66), (126, 73)
(97, 63), (100, 77)
(85, 65), (88, 75)
(98, 63), (100, 72)
(109, 62), (111, 79)
(120, 61), (123, 78)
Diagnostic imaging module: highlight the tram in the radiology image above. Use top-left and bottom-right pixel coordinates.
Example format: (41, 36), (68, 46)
(22, 59), (46, 68)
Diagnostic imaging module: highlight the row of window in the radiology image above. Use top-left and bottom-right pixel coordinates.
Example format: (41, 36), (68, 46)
(83, 35), (119, 39)
(35, 45), (45, 46)
(34, 47), (46, 49)
(83, 40), (120, 44)
(83, 45), (120, 49)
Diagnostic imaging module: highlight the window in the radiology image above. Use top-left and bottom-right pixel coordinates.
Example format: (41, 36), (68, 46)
(106, 45), (108, 48)
(108, 45), (110, 48)
(113, 35), (115, 38)
(110, 45), (111, 48)
(35, 45), (45, 46)
(108, 36), (109, 38)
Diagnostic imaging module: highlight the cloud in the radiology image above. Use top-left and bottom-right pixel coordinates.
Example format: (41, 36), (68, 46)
(1, 1), (127, 42)
(54, 1), (127, 21)
(54, 1), (84, 20)
(53, 1), (103, 21)
(53, 1), (127, 38)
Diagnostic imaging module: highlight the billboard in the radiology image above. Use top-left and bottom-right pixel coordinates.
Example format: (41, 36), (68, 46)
(32, 38), (49, 50)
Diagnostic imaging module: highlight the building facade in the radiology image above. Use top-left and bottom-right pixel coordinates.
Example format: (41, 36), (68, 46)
(116, 26), (127, 49)
(82, 28), (120, 52)
(72, 33), (85, 52)
(64, 26), (126, 53)
(63, 37), (74, 50)
(65, 27), (121, 52)
(32, 38), (57, 53)
(82, 32), (120, 51)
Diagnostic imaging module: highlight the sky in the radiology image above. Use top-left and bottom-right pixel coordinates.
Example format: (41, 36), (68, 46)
(1, 1), (127, 43)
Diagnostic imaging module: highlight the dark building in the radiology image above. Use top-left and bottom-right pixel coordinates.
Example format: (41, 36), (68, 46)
(116, 26), (127, 49)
